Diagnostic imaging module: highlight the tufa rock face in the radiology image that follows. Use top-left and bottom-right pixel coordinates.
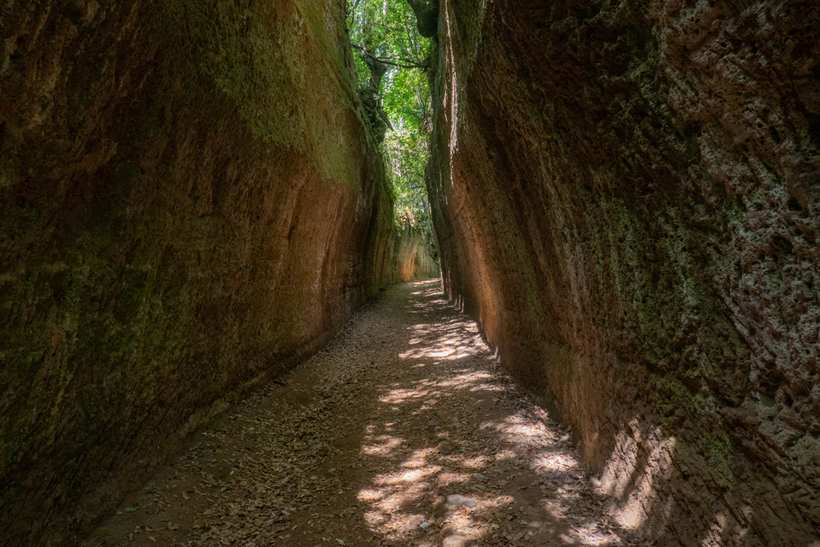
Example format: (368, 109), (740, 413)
(0, 0), (430, 545)
(428, 0), (819, 545)
(394, 224), (440, 282)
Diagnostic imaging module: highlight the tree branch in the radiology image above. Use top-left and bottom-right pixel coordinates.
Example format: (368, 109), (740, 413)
(346, 0), (363, 17)
(351, 43), (429, 70)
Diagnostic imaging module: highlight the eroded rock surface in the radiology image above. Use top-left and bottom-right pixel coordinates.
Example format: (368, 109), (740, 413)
(0, 1), (431, 545)
(428, 1), (819, 544)
(394, 224), (440, 282)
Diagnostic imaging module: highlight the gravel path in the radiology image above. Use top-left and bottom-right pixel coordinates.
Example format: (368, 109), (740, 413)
(86, 280), (629, 547)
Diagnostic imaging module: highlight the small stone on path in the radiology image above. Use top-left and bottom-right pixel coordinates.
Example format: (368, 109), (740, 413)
(446, 494), (476, 508)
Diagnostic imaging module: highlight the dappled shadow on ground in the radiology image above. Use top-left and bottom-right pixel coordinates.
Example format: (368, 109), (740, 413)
(354, 279), (624, 546)
(83, 279), (632, 547)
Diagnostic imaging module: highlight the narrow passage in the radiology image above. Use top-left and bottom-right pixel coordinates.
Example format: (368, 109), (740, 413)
(87, 280), (630, 547)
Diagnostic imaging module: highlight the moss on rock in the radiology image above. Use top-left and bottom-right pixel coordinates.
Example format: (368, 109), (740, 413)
(0, 1), (403, 545)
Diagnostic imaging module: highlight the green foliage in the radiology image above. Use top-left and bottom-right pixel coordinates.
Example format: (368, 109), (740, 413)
(346, 0), (436, 247)
(347, 0), (428, 89)
(386, 125), (429, 229)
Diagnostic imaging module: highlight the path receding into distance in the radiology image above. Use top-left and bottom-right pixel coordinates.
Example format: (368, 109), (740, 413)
(86, 280), (635, 547)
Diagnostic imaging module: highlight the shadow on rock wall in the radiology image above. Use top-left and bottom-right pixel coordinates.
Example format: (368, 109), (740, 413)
(427, 0), (820, 545)
(0, 0), (402, 545)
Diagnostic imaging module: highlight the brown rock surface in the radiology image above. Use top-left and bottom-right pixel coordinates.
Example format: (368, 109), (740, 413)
(0, 1), (434, 545)
(3, 0), (818, 545)
(427, 0), (820, 545)
(394, 224), (440, 282)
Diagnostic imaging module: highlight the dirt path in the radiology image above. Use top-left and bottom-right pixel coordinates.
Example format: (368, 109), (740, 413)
(86, 280), (631, 547)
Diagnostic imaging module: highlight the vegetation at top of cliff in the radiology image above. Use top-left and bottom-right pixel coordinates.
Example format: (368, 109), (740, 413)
(346, 0), (436, 248)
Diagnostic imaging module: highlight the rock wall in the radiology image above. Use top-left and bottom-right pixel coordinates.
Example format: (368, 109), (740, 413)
(0, 0), (400, 544)
(394, 224), (440, 282)
(363, 208), (440, 286)
(428, 0), (820, 544)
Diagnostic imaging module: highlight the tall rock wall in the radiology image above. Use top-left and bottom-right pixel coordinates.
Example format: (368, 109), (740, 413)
(0, 1), (398, 544)
(394, 224), (440, 282)
(363, 210), (440, 286)
(428, 0), (820, 544)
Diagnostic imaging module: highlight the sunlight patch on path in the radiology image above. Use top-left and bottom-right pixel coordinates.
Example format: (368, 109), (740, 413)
(355, 279), (625, 546)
